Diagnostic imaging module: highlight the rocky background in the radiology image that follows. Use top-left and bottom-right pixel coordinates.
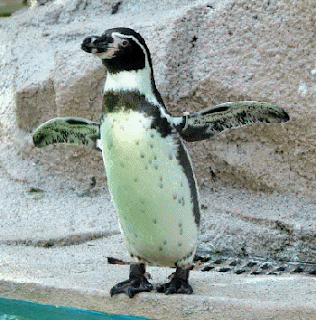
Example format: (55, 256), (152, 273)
(0, 0), (316, 263)
(1, 0), (316, 195)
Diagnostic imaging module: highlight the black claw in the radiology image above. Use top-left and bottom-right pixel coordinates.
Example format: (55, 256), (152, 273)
(156, 267), (193, 295)
(110, 263), (153, 298)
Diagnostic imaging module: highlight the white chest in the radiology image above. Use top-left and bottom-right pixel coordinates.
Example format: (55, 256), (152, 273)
(100, 110), (198, 267)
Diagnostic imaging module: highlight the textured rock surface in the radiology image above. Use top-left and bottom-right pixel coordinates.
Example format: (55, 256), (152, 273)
(163, 0), (316, 195)
(1, 0), (316, 196)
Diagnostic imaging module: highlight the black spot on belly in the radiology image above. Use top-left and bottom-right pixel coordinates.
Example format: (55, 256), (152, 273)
(159, 247), (163, 251)
(134, 177), (138, 182)
(169, 154), (173, 160)
(150, 143), (154, 149)
(178, 243), (182, 247)
(153, 219), (157, 224)
(178, 197), (185, 206)
(140, 152), (145, 158)
(153, 155), (157, 160)
(178, 223), (183, 235)
(159, 183), (163, 189)
(163, 240), (167, 245)
(150, 133), (155, 138)
(136, 140), (140, 145)
(154, 164), (158, 170)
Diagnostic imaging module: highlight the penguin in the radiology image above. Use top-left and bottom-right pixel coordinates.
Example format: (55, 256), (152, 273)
(33, 27), (289, 298)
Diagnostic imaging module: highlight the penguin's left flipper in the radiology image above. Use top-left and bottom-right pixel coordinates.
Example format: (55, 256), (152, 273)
(33, 117), (101, 150)
(177, 101), (290, 142)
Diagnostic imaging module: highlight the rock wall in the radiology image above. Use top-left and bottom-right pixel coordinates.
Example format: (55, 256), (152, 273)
(1, 0), (316, 196)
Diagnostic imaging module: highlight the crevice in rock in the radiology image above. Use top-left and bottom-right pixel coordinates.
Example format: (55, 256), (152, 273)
(1, 231), (120, 248)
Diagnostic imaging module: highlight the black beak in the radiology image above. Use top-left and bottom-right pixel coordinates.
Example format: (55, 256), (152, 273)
(81, 35), (112, 53)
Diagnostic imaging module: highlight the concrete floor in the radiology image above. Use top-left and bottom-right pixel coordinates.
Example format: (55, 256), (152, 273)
(0, 239), (316, 320)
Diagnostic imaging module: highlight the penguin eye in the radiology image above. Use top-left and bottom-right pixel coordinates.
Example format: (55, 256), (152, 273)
(121, 39), (129, 47)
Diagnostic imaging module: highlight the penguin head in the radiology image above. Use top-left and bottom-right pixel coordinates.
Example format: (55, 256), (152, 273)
(81, 27), (152, 74)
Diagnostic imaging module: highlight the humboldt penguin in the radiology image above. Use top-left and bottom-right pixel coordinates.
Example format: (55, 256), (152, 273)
(33, 27), (289, 298)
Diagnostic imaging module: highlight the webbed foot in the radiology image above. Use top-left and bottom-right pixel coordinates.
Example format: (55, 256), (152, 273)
(110, 263), (153, 298)
(156, 267), (193, 295)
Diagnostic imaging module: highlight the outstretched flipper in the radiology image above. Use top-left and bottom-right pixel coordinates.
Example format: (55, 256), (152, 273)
(110, 263), (153, 298)
(176, 101), (289, 142)
(33, 117), (100, 149)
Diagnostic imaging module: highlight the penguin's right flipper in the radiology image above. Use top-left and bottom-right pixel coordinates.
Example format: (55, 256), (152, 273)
(178, 101), (290, 142)
(33, 117), (101, 150)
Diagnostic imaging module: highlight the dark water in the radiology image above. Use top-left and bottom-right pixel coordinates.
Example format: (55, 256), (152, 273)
(0, 298), (155, 320)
